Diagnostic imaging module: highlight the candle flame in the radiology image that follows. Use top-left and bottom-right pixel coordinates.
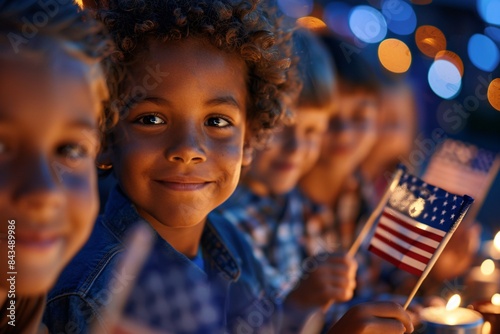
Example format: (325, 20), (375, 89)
(494, 232), (500, 251)
(481, 259), (495, 276)
(492, 293), (500, 306)
(446, 294), (461, 311)
(482, 321), (491, 334)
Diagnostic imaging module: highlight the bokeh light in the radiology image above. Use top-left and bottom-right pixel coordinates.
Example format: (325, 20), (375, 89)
(296, 16), (327, 31)
(481, 259), (495, 275)
(477, 0), (500, 26)
(277, 0), (313, 18)
(349, 5), (387, 43)
(323, 2), (353, 38)
(487, 78), (500, 111)
(381, 0), (417, 35)
(468, 34), (500, 72)
(485, 26), (500, 43)
(435, 50), (464, 77)
(428, 59), (462, 99)
(415, 25), (447, 58)
(378, 38), (412, 73)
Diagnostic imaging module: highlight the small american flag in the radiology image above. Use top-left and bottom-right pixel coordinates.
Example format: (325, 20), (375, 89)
(368, 167), (473, 276)
(423, 139), (498, 199)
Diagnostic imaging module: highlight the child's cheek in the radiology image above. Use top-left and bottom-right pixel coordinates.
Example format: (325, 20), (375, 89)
(210, 137), (245, 189)
(64, 171), (99, 260)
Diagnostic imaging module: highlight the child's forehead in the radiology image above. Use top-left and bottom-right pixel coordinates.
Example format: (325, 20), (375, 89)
(0, 54), (101, 120)
(134, 38), (247, 73)
(125, 38), (249, 108)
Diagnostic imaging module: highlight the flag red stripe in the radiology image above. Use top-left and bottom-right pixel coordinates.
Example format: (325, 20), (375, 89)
(368, 245), (423, 276)
(381, 211), (444, 242)
(397, 260), (425, 276)
(377, 222), (438, 254)
(372, 232), (431, 265)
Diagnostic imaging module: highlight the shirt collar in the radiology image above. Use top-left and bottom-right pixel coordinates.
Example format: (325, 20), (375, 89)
(203, 214), (241, 281)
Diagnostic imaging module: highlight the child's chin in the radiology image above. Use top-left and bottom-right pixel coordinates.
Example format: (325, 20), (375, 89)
(15, 274), (58, 296)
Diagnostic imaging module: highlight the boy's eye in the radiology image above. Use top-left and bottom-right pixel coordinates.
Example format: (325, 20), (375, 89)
(136, 114), (165, 125)
(58, 144), (89, 160)
(305, 126), (323, 136)
(206, 117), (231, 128)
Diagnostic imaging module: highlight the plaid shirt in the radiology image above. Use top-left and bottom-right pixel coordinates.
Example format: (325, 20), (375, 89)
(217, 186), (337, 299)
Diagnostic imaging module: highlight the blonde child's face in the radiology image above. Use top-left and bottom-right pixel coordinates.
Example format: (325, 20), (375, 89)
(246, 107), (329, 195)
(319, 89), (377, 170)
(0, 54), (100, 295)
(109, 39), (250, 228)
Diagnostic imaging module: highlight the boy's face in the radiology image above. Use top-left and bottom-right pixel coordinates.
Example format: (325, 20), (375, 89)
(319, 89), (378, 170)
(245, 107), (329, 195)
(109, 39), (250, 228)
(0, 54), (100, 295)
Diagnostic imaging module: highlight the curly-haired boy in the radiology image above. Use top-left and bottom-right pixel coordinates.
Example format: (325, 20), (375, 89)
(43, 0), (300, 333)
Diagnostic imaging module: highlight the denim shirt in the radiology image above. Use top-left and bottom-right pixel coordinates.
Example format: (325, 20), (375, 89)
(43, 187), (287, 334)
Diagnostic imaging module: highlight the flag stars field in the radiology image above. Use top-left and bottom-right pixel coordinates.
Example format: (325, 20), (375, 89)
(368, 167), (472, 277)
(428, 194), (437, 204)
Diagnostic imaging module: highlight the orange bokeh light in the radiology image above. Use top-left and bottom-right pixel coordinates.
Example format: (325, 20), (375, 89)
(487, 78), (500, 111)
(378, 38), (412, 73)
(435, 50), (464, 77)
(415, 25), (447, 58)
(296, 16), (327, 31)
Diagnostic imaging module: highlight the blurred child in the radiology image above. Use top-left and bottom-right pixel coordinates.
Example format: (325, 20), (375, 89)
(0, 0), (112, 333)
(300, 33), (380, 252)
(44, 0), (299, 332)
(298, 34), (386, 314)
(217, 28), (358, 313)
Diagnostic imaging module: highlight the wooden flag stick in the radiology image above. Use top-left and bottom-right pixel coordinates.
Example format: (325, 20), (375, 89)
(347, 167), (404, 257)
(402, 195), (474, 310)
(321, 168), (404, 313)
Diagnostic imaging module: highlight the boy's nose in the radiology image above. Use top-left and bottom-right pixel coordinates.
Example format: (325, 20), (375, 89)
(282, 127), (300, 153)
(14, 153), (65, 216)
(166, 127), (207, 164)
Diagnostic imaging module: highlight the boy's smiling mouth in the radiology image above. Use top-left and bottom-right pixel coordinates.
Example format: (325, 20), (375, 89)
(155, 176), (213, 191)
(14, 228), (65, 253)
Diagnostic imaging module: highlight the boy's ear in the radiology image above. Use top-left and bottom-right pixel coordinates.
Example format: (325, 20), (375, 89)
(242, 142), (253, 167)
(96, 143), (114, 170)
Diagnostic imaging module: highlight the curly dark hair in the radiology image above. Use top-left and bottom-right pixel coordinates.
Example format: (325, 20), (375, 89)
(92, 0), (297, 142)
(0, 0), (115, 136)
